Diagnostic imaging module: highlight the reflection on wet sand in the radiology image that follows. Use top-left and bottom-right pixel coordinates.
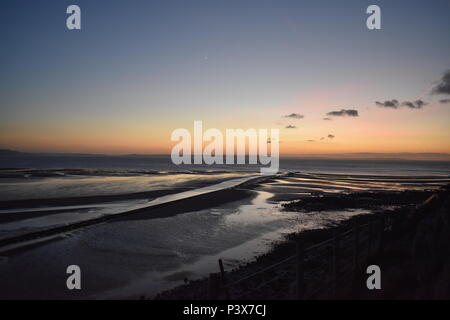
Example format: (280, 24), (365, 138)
(0, 171), (448, 299)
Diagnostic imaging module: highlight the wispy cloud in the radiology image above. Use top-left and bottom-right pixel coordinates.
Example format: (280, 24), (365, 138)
(375, 99), (428, 109)
(323, 117), (332, 121)
(283, 113), (304, 119)
(402, 99), (428, 109)
(375, 99), (399, 108)
(285, 125), (297, 129)
(439, 99), (450, 104)
(328, 134), (335, 139)
(326, 109), (358, 117)
(432, 70), (450, 95)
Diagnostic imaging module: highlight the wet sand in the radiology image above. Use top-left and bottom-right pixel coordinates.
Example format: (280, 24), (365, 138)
(155, 185), (450, 300)
(0, 172), (449, 299)
(0, 175), (263, 248)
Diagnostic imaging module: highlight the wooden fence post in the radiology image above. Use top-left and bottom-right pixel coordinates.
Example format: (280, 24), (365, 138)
(218, 259), (230, 300)
(296, 241), (304, 299)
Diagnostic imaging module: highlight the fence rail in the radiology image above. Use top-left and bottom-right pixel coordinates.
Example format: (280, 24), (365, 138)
(207, 192), (443, 299)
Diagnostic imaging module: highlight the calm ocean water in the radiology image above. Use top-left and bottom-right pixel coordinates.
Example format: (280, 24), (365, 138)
(1, 154), (450, 176)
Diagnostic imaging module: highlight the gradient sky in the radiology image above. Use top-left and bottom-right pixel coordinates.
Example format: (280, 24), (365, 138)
(1, 0), (450, 155)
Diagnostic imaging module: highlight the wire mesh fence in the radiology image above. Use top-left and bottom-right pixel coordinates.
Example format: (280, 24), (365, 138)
(207, 193), (441, 299)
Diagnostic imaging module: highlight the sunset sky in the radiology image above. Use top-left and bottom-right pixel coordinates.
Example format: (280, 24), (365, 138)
(1, 0), (450, 155)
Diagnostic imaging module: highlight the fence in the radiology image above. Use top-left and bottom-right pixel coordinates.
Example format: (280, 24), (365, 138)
(207, 191), (444, 299)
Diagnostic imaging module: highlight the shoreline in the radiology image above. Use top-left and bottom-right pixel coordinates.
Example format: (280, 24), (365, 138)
(154, 185), (450, 300)
(0, 175), (268, 249)
(0, 172), (449, 299)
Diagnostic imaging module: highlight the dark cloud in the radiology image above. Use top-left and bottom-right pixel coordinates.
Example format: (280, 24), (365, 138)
(326, 109), (359, 117)
(440, 99), (450, 104)
(285, 125), (296, 129)
(376, 99), (428, 110)
(323, 117), (332, 121)
(432, 70), (450, 95)
(327, 134), (335, 139)
(284, 113), (304, 119)
(402, 99), (428, 109)
(375, 99), (399, 108)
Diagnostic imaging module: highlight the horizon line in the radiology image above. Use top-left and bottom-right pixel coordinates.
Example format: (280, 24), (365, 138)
(2, 149), (450, 161)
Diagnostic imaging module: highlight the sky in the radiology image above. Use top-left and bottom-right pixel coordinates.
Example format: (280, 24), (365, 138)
(1, 0), (450, 155)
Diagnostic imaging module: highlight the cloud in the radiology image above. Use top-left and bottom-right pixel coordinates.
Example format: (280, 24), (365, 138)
(432, 70), (450, 95)
(327, 134), (335, 139)
(375, 99), (399, 108)
(285, 125), (297, 129)
(326, 109), (359, 117)
(320, 137), (325, 140)
(323, 117), (332, 121)
(376, 99), (428, 109)
(402, 99), (428, 109)
(283, 113), (304, 119)
(440, 99), (450, 104)
(306, 139), (315, 142)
